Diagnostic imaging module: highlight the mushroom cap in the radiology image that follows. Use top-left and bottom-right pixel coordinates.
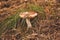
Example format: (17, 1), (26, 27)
(25, 0), (27, 1)
(19, 11), (37, 18)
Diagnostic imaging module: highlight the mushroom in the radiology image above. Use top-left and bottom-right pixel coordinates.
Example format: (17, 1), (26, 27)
(19, 11), (37, 29)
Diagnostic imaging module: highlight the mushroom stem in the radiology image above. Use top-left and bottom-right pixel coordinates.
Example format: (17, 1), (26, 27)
(26, 18), (32, 28)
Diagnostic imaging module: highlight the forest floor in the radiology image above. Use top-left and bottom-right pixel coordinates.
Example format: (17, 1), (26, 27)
(0, 0), (60, 40)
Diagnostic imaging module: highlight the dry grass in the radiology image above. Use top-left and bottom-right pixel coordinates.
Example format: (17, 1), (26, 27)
(0, 0), (60, 40)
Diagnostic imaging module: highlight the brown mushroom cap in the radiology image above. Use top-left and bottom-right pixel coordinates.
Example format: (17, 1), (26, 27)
(19, 11), (37, 18)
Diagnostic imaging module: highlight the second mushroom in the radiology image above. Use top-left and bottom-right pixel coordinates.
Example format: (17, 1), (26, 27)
(19, 11), (37, 29)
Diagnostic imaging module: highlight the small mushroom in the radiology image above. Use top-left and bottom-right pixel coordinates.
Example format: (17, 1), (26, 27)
(19, 11), (37, 29)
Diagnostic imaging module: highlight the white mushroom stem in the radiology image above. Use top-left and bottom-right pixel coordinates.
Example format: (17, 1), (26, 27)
(26, 18), (32, 28)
